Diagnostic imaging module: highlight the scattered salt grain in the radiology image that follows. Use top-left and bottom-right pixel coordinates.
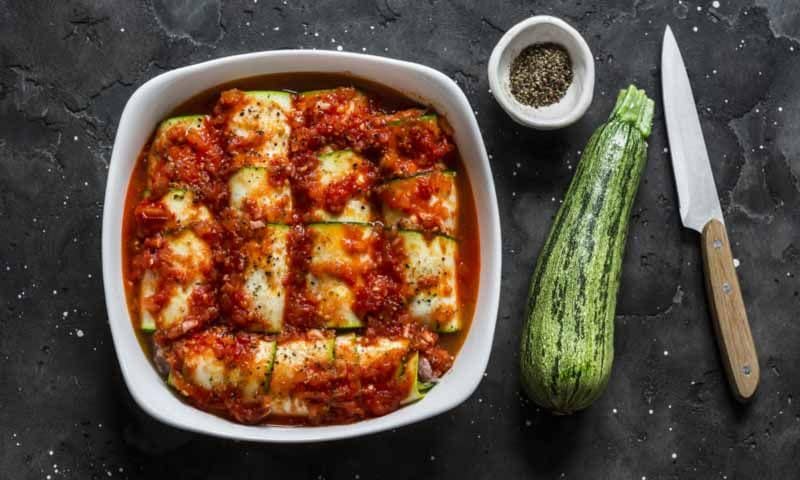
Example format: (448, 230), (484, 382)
(712, 1), (720, 8)
(733, 258), (740, 268)
(671, 452), (678, 460)
(664, 350), (669, 356)
(76, 329), (84, 338)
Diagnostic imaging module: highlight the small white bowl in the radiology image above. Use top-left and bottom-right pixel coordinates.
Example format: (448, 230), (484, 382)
(488, 16), (595, 130)
(102, 50), (502, 443)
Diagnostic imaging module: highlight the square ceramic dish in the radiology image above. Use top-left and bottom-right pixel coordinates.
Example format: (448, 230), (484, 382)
(101, 50), (502, 442)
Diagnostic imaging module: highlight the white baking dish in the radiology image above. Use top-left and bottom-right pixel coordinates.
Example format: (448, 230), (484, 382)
(101, 50), (501, 442)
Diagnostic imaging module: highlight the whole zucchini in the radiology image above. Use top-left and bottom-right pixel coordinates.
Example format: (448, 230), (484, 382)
(520, 86), (654, 414)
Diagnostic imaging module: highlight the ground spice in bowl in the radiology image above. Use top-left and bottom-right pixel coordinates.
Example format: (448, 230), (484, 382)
(509, 43), (573, 108)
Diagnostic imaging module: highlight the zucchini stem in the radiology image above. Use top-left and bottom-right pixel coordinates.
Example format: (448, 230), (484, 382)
(609, 85), (655, 139)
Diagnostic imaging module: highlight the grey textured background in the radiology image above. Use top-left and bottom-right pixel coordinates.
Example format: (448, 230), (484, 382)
(1, 1), (799, 478)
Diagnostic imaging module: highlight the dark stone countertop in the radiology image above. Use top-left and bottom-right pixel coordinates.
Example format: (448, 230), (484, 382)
(1, 1), (798, 478)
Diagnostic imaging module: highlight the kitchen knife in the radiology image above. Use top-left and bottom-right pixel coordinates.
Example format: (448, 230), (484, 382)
(661, 25), (759, 401)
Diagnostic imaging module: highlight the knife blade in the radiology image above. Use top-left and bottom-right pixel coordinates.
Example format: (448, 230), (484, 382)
(662, 26), (723, 232)
(662, 25), (760, 402)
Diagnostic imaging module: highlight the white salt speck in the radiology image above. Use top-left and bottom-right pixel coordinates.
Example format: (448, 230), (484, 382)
(370, 25), (375, 30)
(664, 350), (669, 356)
(733, 258), (740, 268)
(669, 426), (673, 431)
(612, 408), (618, 414)
(525, 419), (532, 427)
(787, 272), (792, 277)
(663, 147), (669, 153)
(336, 45), (343, 51)
(361, 47), (366, 52)
(62, 311), (68, 318)
(76, 329), (84, 338)
(697, 5), (702, 11)
(314, 32), (319, 37)
(245, 21), (250, 26)
(430, 455), (436, 461)
(49, 450), (53, 456)
(712, 1), (720, 8)
(671, 452), (678, 460)
(73, 136), (78, 141)
(331, 38), (336, 43)
(649, 409), (654, 415)
(692, 26), (698, 32)
(778, 106), (783, 112)
(551, 197), (556, 202)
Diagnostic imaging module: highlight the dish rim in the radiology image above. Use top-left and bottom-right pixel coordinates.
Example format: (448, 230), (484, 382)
(101, 50), (502, 442)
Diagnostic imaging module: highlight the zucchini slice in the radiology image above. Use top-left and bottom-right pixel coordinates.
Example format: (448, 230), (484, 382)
(139, 229), (214, 333)
(168, 327), (277, 401)
(228, 166), (293, 223)
(380, 170), (457, 236)
(146, 115), (209, 191)
(308, 150), (374, 223)
(238, 224), (290, 333)
(398, 352), (425, 405)
(397, 230), (460, 332)
(306, 223), (377, 329)
(379, 111), (450, 178)
(297, 88), (369, 118)
(268, 331), (336, 417)
(222, 91), (293, 166)
(351, 337), (427, 406)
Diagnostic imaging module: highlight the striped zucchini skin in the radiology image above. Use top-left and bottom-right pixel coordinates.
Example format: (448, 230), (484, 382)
(520, 86), (654, 414)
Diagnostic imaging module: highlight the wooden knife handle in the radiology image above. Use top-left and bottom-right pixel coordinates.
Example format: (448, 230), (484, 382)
(700, 218), (759, 401)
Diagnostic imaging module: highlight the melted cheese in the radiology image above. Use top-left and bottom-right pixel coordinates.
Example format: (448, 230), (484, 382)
(228, 167), (293, 223)
(160, 189), (212, 229)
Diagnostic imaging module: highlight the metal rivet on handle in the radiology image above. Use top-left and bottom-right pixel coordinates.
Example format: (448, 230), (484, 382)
(713, 239), (722, 249)
(742, 365), (751, 375)
(722, 282), (732, 294)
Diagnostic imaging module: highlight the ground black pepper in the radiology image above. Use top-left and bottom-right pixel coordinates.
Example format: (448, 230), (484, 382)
(509, 43), (573, 108)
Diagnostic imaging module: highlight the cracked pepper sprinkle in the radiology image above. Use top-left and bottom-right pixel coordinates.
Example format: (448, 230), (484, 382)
(509, 43), (573, 107)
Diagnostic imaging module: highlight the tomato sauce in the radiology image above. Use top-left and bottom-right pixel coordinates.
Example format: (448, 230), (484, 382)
(122, 73), (481, 425)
